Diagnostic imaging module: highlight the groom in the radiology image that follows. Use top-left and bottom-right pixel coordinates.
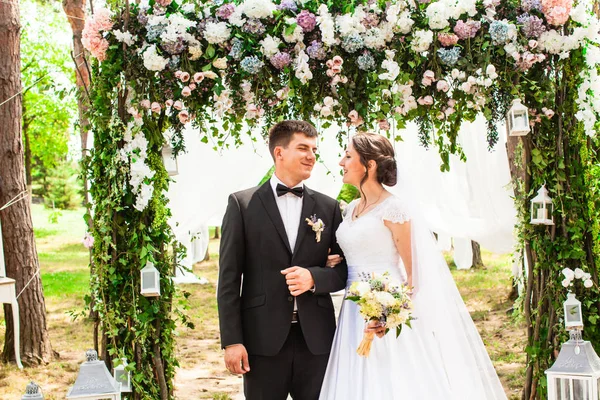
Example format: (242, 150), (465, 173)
(218, 120), (348, 400)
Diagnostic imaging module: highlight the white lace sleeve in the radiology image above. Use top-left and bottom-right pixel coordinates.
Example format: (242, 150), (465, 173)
(382, 197), (410, 224)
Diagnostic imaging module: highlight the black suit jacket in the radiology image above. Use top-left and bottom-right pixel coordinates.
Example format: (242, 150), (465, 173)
(217, 181), (348, 356)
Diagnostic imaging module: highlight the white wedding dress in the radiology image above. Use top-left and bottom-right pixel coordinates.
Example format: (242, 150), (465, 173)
(319, 196), (507, 400)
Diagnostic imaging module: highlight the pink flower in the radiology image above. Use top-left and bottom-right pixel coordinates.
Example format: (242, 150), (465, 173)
(331, 65), (342, 74)
(542, 107), (555, 118)
(326, 69), (335, 77)
(245, 104), (265, 119)
(182, 86), (192, 97)
(332, 56), (344, 66)
(173, 100), (184, 110)
(93, 8), (114, 32)
(151, 102), (162, 114)
(438, 33), (459, 47)
(444, 107), (455, 116)
(447, 99), (457, 107)
(140, 99), (151, 109)
(528, 40), (538, 49)
(417, 96), (434, 106)
(193, 72), (205, 83)
(156, 0), (173, 6)
(178, 110), (189, 124)
(436, 80), (450, 92)
(165, 99), (174, 108)
(326, 60), (334, 68)
(422, 77), (433, 86)
(83, 232), (95, 249)
(541, 0), (572, 26)
(175, 71), (183, 78)
(296, 10), (317, 33)
(378, 120), (391, 131)
(180, 72), (190, 82)
(347, 110), (364, 126)
(81, 8), (114, 62)
(453, 19), (481, 40)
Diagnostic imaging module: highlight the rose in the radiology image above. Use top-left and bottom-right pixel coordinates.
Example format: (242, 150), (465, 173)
(182, 86), (192, 97)
(179, 72), (190, 82)
(173, 100), (184, 110)
(165, 99), (174, 108)
(417, 95), (434, 105)
(332, 56), (343, 66)
(436, 80), (450, 92)
(379, 120), (391, 131)
(193, 72), (205, 83)
(140, 99), (151, 109)
(178, 110), (189, 124)
(151, 102), (162, 113)
(189, 83), (196, 91)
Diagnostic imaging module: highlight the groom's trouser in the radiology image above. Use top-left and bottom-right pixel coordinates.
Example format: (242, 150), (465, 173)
(244, 324), (329, 400)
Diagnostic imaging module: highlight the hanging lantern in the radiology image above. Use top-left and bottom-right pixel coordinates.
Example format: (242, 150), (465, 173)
(141, 261), (161, 297)
(161, 145), (179, 176)
(564, 292), (584, 330)
(546, 293), (600, 400)
(507, 98), (530, 136)
(530, 184), (554, 225)
(66, 349), (121, 399)
(22, 381), (44, 400)
(113, 358), (132, 393)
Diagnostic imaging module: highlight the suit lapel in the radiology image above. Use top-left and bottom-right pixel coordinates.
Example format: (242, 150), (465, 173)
(293, 187), (316, 255)
(257, 182), (292, 254)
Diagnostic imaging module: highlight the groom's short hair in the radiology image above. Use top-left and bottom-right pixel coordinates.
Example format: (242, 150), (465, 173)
(268, 120), (318, 158)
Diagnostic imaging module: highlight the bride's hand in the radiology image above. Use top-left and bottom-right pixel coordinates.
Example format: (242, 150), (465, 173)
(365, 320), (386, 338)
(325, 252), (343, 268)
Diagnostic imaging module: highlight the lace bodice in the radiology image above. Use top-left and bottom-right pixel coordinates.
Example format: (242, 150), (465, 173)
(337, 196), (410, 285)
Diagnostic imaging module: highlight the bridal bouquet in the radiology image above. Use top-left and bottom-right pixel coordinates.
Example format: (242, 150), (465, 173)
(346, 272), (414, 357)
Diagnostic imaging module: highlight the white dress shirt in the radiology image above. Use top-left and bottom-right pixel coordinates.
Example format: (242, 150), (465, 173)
(270, 174), (304, 251)
(270, 174), (304, 312)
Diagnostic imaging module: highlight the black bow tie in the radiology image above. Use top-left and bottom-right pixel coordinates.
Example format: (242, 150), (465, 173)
(276, 183), (304, 198)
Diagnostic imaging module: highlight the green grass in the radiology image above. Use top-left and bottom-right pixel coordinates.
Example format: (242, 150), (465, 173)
(42, 270), (90, 299)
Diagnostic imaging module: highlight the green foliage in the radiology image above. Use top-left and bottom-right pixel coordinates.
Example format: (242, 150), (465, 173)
(44, 161), (82, 210)
(337, 184), (359, 204)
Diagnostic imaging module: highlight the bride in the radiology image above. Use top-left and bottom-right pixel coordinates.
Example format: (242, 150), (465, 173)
(319, 132), (507, 400)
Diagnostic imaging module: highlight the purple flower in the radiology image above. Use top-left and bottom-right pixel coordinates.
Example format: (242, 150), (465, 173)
(517, 14), (547, 38)
(361, 13), (380, 29)
(270, 52), (292, 70)
(521, 0), (542, 12)
(277, 0), (298, 12)
(453, 19), (481, 40)
(216, 4), (235, 20)
(296, 10), (317, 33)
(243, 19), (266, 35)
(306, 40), (327, 60)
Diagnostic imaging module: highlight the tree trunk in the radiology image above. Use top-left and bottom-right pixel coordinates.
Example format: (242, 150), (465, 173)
(471, 241), (484, 269)
(214, 226), (220, 239)
(23, 114), (32, 196)
(0, 0), (53, 366)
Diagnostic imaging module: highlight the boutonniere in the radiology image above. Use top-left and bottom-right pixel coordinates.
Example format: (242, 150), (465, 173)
(305, 214), (325, 243)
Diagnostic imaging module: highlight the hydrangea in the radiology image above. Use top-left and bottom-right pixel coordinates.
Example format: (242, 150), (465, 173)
(242, 0), (276, 19)
(277, 0), (297, 11)
(517, 14), (547, 37)
(216, 4), (235, 19)
(297, 10), (317, 32)
(142, 44), (169, 71)
(357, 52), (376, 71)
(437, 47), (461, 66)
(260, 35), (282, 57)
(341, 33), (364, 53)
(489, 20), (510, 44)
(243, 18), (266, 35)
(270, 52), (292, 69)
(168, 55), (180, 69)
(229, 38), (244, 60)
(240, 55), (265, 74)
(146, 23), (166, 42)
(438, 32), (459, 47)
(521, 0), (542, 12)
(162, 37), (186, 54)
(453, 19), (481, 39)
(306, 40), (327, 60)
(204, 21), (231, 44)
(541, 0), (572, 26)
(411, 29), (433, 53)
(426, 1), (450, 30)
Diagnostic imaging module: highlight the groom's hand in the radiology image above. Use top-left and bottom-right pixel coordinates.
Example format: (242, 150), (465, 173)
(281, 266), (315, 296)
(224, 344), (250, 374)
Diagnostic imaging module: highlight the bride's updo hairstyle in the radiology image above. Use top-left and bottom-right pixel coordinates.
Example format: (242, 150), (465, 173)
(352, 132), (398, 187)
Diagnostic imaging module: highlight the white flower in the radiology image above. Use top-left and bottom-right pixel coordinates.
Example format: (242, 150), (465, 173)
(317, 5), (337, 46)
(486, 64), (498, 79)
(213, 57), (228, 69)
(374, 291), (397, 307)
(229, 8), (247, 27)
(562, 267), (575, 281)
(160, 14), (197, 44)
(260, 35), (282, 57)
(336, 12), (366, 37)
(574, 268), (585, 279)
(426, 2), (449, 30)
(294, 50), (313, 84)
(241, 0), (276, 19)
(571, 2), (591, 25)
(584, 279), (594, 288)
(396, 11), (414, 34)
(379, 58), (400, 81)
(142, 45), (169, 71)
(364, 28), (386, 50)
(411, 29), (433, 53)
(352, 281), (372, 297)
(204, 22), (231, 44)
(113, 29), (137, 45)
(283, 24), (304, 44)
(561, 278), (571, 288)
(189, 46), (203, 60)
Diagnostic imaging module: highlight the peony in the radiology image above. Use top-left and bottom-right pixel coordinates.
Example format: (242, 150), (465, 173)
(260, 35), (282, 57)
(204, 22), (231, 44)
(213, 57), (228, 69)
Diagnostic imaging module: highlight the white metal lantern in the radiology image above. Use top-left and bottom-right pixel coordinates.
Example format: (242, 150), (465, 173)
(546, 329), (600, 400)
(161, 145), (178, 176)
(531, 185), (554, 225)
(66, 349), (121, 400)
(141, 261), (161, 297)
(507, 98), (531, 136)
(564, 292), (584, 330)
(22, 381), (44, 400)
(113, 358), (132, 393)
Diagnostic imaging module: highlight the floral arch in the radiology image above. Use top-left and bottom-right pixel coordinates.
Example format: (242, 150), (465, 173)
(82, 0), (600, 398)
